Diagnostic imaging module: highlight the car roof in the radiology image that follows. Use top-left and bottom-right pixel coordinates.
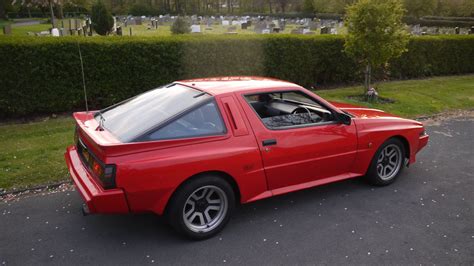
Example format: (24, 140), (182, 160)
(176, 76), (302, 96)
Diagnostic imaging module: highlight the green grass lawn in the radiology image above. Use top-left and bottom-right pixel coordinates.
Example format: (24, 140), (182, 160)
(0, 19), (346, 36)
(0, 117), (74, 191)
(125, 23), (344, 36)
(0, 20), (12, 28)
(316, 75), (474, 118)
(1, 74), (473, 192)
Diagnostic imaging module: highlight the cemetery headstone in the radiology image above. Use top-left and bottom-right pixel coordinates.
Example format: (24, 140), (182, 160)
(241, 23), (248, 30)
(279, 19), (286, 31)
(470, 26), (474, 34)
(222, 20), (230, 26)
(291, 29), (301, 34)
(113, 17), (117, 32)
(309, 21), (319, 31)
(413, 24), (421, 35)
(254, 21), (265, 33)
(455, 27), (460, 34)
(2, 24), (12, 35)
(191, 25), (201, 33)
(262, 29), (270, 34)
(116, 26), (122, 36)
(320, 26), (330, 34)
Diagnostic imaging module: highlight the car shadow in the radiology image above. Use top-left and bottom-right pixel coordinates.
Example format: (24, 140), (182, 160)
(79, 176), (374, 244)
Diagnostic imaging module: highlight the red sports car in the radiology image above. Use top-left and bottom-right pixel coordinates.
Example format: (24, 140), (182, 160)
(65, 76), (429, 239)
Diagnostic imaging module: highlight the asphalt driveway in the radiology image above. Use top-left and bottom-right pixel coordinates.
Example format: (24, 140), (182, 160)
(1, 117), (473, 265)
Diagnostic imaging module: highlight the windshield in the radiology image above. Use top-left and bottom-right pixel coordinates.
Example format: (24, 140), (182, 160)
(97, 84), (210, 142)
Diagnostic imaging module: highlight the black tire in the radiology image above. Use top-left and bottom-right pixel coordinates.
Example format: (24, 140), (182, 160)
(365, 138), (406, 186)
(165, 175), (235, 240)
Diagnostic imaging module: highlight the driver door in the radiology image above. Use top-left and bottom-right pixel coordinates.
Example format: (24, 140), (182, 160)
(238, 90), (358, 191)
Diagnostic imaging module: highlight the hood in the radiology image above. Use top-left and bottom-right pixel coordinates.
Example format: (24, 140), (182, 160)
(329, 101), (400, 119)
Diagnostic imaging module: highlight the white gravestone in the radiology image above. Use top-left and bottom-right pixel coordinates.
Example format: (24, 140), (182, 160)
(222, 20), (230, 26)
(51, 28), (60, 37)
(191, 25), (201, 33)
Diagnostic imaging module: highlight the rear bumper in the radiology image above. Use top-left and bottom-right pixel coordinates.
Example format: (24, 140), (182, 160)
(65, 146), (129, 214)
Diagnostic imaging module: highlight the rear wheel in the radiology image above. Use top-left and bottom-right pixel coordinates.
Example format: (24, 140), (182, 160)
(366, 138), (405, 186)
(166, 175), (235, 240)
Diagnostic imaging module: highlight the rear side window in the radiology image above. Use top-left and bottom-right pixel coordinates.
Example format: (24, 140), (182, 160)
(144, 101), (226, 141)
(98, 84), (210, 142)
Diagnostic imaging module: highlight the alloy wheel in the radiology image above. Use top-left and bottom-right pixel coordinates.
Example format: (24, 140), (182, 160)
(182, 185), (228, 233)
(376, 144), (402, 181)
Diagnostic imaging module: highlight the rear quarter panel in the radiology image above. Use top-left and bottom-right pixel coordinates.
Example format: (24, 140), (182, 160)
(110, 95), (267, 215)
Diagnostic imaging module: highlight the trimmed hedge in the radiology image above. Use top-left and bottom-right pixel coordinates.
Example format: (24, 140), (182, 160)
(404, 16), (474, 28)
(422, 16), (474, 22)
(391, 36), (474, 78)
(0, 35), (473, 118)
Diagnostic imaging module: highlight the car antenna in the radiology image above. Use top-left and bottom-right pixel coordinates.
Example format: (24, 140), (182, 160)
(77, 42), (89, 113)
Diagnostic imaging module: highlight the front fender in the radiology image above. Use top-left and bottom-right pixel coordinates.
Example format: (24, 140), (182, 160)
(351, 117), (424, 175)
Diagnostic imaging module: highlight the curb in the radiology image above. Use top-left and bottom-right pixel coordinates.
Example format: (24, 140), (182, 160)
(0, 181), (72, 197)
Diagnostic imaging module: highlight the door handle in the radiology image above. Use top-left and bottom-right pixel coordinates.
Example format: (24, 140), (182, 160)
(262, 139), (277, 146)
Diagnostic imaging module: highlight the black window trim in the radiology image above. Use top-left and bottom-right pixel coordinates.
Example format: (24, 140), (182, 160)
(243, 89), (340, 131)
(95, 83), (177, 118)
(132, 97), (228, 142)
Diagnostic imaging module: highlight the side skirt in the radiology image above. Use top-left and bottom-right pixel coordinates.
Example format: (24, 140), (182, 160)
(244, 173), (361, 203)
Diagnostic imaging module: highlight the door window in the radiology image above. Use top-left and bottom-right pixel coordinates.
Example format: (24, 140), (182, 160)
(244, 91), (335, 129)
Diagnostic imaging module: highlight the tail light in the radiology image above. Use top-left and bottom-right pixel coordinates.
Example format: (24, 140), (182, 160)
(76, 135), (116, 189)
(96, 163), (117, 189)
(90, 159), (116, 189)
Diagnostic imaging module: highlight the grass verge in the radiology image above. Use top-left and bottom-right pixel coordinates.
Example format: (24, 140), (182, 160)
(1, 74), (473, 192)
(316, 75), (474, 118)
(0, 117), (74, 191)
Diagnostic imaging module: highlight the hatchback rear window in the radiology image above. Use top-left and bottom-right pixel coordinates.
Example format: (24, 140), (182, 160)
(97, 84), (210, 142)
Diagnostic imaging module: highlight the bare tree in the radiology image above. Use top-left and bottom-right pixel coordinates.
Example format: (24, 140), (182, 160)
(13, 0), (69, 27)
(275, 0), (291, 12)
(0, 0), (7, 19)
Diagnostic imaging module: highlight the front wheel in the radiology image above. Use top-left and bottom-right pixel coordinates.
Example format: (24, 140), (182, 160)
(166, 176), (235, 240)
(365, 138), (405, 186)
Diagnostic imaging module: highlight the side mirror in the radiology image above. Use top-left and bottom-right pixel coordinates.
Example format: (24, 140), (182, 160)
(336, 112), (351, 125)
